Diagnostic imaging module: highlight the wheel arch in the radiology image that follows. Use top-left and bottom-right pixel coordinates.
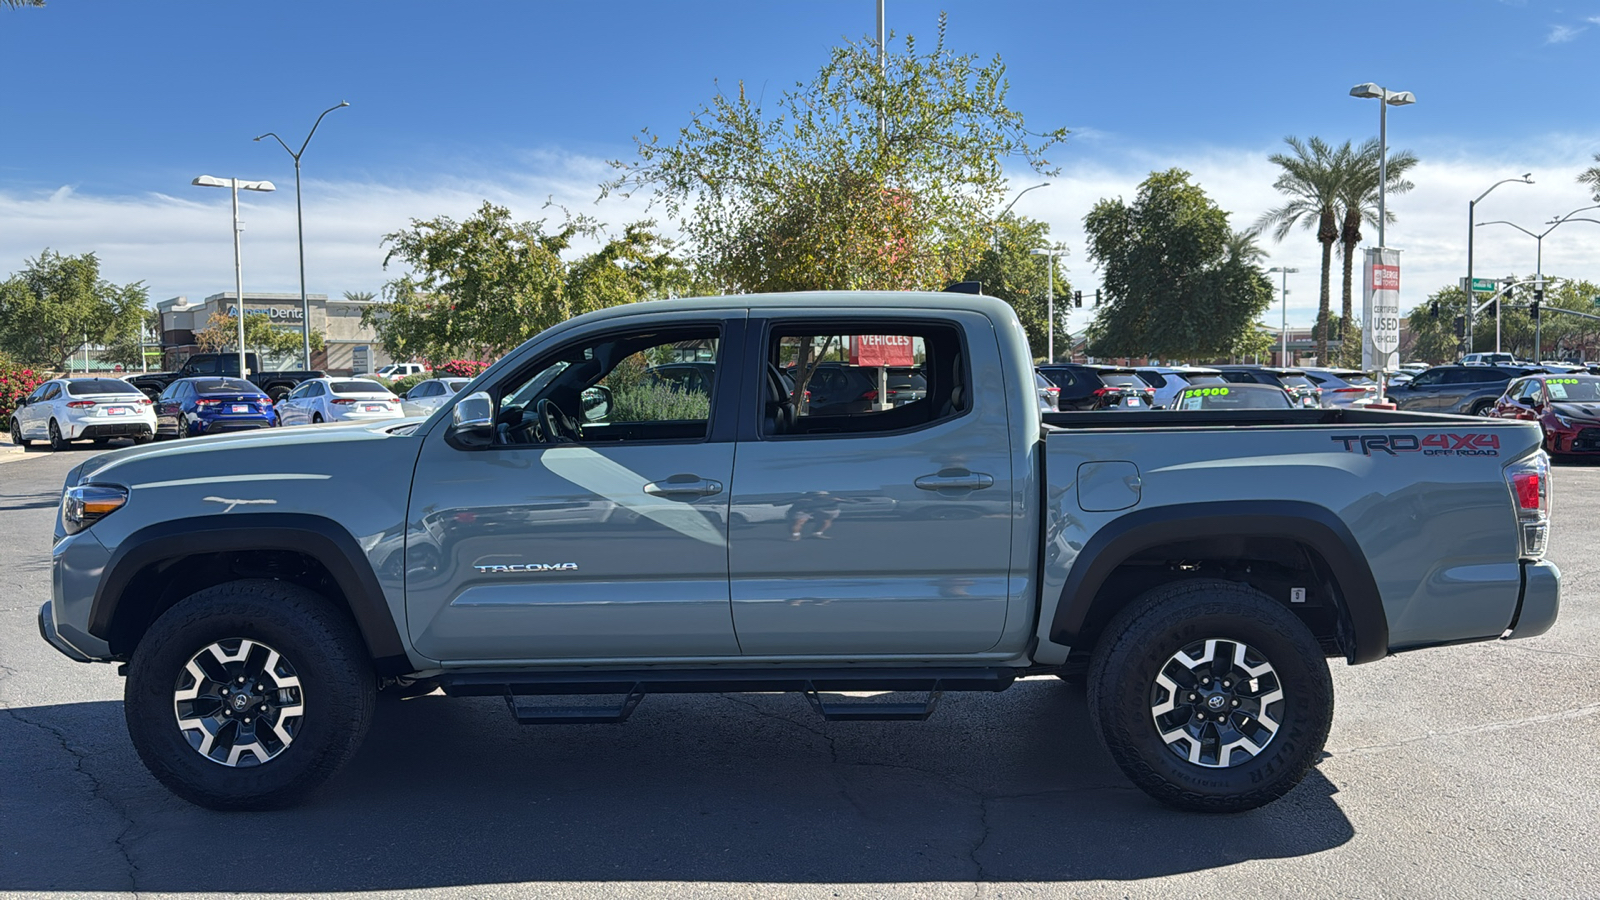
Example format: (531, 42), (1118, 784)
(1049, 500), (1388, 665)
(89, 513), (412, 675)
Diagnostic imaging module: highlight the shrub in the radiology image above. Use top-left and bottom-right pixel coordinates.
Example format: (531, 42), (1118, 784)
(390, 372), (431, 396)
(608, 380), (711, 422)
(0, 356), (47, 432)
(438, 359), (491, 379)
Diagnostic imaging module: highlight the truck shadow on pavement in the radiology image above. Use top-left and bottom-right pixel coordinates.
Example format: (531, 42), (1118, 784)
(2, 680), (1353, 892)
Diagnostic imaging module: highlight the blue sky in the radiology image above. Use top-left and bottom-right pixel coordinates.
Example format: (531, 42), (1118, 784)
(3, 0), (1599, 328)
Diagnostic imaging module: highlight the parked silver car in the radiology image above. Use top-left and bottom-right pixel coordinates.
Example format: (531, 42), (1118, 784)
(1133, 366), (1224, 410)
(1301, 368), (1379, 409)
(400, 377), (472, 417)
(276, 378), (403, 426)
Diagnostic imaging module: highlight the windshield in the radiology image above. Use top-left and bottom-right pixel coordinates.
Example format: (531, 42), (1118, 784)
(66, 379), (142, 396)
(331, 380), (392, 395)
(1546, 377), (1600, 402)
(1177, 386), (1293, 410)
(192, 378), (258, 394)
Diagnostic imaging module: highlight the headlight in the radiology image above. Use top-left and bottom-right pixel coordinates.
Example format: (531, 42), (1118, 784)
(61, 484), (128, 535)
(1553, 414), (1572, 429)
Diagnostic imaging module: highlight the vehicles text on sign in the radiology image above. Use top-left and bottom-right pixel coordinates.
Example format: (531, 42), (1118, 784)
(851, 335), (914, 368)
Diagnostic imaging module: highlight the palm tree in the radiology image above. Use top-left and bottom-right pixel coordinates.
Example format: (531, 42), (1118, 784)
(1335, 139), (1418, 365)
(1580, 152), (1600, 202)
(1258, 137), (1344, 364)
(1225, 227), (1268, 266)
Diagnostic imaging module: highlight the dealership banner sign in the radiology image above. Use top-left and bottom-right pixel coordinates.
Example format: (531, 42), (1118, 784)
(1362, 248), (1401, 371)
(850, 334), (914, 367)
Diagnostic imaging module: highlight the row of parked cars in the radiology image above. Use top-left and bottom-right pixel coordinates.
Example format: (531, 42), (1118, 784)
(8, 374), (474, 450)
(1032, 364), (1379, 412)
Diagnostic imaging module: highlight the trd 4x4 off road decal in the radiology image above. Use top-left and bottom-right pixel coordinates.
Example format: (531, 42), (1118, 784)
(1331, 433), (1501, 457)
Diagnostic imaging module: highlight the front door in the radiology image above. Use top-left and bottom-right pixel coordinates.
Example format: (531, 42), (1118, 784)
(728, 314), (1015, 657)
(404, 315), (743, 663)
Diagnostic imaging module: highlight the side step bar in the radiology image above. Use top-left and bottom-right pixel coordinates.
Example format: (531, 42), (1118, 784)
(438, 667), (1016, 725)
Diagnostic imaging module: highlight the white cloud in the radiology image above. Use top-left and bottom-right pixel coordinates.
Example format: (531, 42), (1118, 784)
(3, 136), (1599, 335)
(1004, 136), (1600, 331)
(1547, 23), (1586, 42)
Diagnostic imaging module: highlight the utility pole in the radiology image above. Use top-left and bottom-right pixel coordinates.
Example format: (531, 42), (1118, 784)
(1032, 246), (1068, 362)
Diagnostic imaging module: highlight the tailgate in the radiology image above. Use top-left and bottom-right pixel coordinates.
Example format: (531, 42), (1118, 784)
(1040, 414), (1544, 654)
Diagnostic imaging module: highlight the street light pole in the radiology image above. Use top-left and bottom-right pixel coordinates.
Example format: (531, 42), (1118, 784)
(255, 101), (350, 370)
(1032, 246), (1067, 362)
(1350, 84), (1414, 403)
(1268, 266), (1299, 365)
(995, 182), (1049, 248)
(193, 175), (276, 379)
(1479, 203), (1600, 358)
(1467, 175), (1533, 354)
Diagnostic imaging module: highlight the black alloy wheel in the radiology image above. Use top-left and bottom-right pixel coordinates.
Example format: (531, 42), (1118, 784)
(47, 419), (68, 451)
(9, 419), (27, 448)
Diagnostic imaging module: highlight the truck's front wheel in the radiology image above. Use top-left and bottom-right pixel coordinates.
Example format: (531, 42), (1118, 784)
(124, 579), (376, 810)
(1087, 580), (1333, 813)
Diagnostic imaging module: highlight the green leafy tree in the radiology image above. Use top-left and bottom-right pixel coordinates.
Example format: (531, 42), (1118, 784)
(1082, 169), (1273, 360)
(604, 16), (1067, 294)
(368, 202), (692, 364)
(1406, 278), (1600, 363)
(0, 250), (148, 369)
(1335, 139), (1417, 365)
(1404, 285), (1471, 364)
(1259, 137), (1344, 364)
(1579, 152), (1600, 202)
(101, 307), (162, 369)
(959, 215), (1071, 360)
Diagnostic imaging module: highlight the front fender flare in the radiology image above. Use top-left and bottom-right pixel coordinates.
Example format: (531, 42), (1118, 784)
(89, 513), (413, 675)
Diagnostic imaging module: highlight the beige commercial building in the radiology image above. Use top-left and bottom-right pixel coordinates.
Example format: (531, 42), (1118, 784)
(157, 292), (396, 375)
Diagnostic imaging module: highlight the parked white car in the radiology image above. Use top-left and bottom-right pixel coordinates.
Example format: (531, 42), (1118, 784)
(276, 378), (403, 426)
(399, 377), (471, 417)
(373, 363), (429, 382)
(9, 377), (156, 450)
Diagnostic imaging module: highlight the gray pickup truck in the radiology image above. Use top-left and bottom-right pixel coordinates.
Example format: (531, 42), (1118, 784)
(38, 292), (1560, 813)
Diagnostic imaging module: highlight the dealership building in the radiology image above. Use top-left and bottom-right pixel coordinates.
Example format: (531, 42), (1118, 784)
(156, 292), (396, 375)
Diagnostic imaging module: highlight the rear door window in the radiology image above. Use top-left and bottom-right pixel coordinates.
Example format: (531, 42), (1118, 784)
(767, 324), (963, 437)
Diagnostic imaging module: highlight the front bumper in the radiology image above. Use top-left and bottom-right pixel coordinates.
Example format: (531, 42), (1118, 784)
(38, 601), (96, 663)
(1504, 560), (1560, 640)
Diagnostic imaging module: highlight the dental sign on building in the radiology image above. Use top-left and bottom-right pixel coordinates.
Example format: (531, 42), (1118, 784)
(1362, 248), (1401, 371)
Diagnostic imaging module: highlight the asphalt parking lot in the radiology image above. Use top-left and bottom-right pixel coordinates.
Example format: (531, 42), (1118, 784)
(2, 443), (1597, 899)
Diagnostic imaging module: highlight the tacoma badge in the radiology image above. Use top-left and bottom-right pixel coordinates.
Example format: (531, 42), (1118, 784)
(474, 563), (579, 574)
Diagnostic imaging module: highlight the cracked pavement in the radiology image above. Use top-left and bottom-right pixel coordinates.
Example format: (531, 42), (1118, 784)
(1, 447), (1597, 899)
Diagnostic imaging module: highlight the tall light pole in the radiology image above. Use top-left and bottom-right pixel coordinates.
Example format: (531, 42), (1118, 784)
(1350, 83), (1414, 401)
(1267, 266), (1299, 365)
(1466, 175), (1533, 353)
(1479, 203), (1600, 358)
(192, 176), (276, 378)
(1032, 246), (1067, 362)
(255, 101), (350, 370)
(995, 182), (1049, 248)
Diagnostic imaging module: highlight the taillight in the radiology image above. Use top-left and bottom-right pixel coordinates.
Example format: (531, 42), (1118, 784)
(194, 399), (221, 406)
(66, 400), (95, 409)
(1333, 387), (1367, 394)
(859, 390), (879, 401)
(137, 398), (153, 405)
(332, 398), (358, 405)
(1505, 453), (1551, 560)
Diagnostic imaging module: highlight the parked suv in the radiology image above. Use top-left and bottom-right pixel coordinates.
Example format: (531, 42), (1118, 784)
(1036, 364), (1154, 410)
(1214, 366), (1321, 408)
(1388, 365), (1541, 416)
(784, 363), (927, 415)
(1134, 366), (1224, 410)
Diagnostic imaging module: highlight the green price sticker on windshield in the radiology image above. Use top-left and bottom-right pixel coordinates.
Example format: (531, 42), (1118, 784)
(1550, 378), (1580, 384)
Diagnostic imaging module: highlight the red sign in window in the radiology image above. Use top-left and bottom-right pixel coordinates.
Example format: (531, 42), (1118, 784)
(850, 335), (914, 367)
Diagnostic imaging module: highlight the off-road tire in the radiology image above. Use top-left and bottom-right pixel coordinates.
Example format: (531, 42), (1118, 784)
(1087, 579), (1333, 813)
(124, 579), (376, 811)
(47, 419), (68, 451)
(9, 419), (27, 448)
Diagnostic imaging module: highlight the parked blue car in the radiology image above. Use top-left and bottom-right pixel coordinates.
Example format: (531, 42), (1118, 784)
(154, 377), (277, 438)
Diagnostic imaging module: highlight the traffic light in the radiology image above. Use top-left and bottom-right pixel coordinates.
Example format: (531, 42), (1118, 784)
(1454, 316), (1466, 339)
(1094, 289), (1102, 306)
(1530, 300), (1540, 320)
(1485, 300), (1497, 317)
(1073, 290), (1083, 308)
(1429, 302), (1440, 319)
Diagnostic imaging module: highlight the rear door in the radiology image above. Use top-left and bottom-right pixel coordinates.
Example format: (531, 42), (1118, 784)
(727, 312), (1015, 656)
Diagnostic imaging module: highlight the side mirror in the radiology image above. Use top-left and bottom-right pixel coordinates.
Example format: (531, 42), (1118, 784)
(446, 391), (495, 450)
(580, 385), (613, 423)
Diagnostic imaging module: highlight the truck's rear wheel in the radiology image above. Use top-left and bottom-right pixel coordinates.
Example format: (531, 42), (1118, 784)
(1087, 579), (1333, 813)
(124, 579), (375, 810)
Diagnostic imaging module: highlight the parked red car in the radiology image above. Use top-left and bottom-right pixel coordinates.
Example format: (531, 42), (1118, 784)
(1492, 373), (1600, 456)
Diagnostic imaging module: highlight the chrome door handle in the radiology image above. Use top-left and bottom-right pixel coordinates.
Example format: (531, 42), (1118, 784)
(644, 477), (724, 498)
(914, 471), (994, 491)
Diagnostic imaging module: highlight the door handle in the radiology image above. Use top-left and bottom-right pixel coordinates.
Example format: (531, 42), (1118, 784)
(914, 470), (994, 492)
(644, 476), (723, 498)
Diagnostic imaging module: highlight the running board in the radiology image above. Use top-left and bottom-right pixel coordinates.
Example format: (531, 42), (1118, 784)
(438, 666), (1015, 726)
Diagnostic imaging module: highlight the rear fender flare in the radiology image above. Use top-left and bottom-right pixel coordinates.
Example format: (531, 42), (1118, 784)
(1049, 500), (1388, 664)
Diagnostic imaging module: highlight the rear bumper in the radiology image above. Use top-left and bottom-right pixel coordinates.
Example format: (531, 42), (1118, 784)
(76, 422), (153, 439)
(1505, 560), (1560, 640)
(195, 415), (274, 433)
